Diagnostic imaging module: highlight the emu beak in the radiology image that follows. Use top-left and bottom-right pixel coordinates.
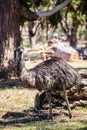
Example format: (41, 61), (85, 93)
(16, 46), (24, 53)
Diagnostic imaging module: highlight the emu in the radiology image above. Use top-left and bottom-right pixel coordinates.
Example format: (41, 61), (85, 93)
(16, 46), (80, 119)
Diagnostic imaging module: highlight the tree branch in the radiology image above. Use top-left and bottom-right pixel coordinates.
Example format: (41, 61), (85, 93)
(20, 6), (39, 21)
(29, 21), (41, 37)
(36, 0), (72, 17)
(60, 21), (67, 34)
(60, 21), (69, 38)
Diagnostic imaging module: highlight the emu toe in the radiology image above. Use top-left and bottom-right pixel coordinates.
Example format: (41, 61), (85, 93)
(69, 113), (72, 119)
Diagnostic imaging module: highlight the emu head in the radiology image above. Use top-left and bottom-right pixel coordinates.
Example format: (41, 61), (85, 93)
(17, 46), (24, 59)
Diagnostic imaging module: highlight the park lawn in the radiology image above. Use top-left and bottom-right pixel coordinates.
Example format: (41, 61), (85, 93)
(0, 87), (87, 130)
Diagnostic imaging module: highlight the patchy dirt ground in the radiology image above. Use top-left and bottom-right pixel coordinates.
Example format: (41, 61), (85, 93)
(0, 60), (87, 129)
(0, 87), (87, 125)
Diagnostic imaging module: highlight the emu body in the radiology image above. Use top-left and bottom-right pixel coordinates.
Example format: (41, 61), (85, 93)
(17, 47), (81, 119)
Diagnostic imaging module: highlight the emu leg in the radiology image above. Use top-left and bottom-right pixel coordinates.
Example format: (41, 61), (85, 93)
(63, 86), (72, 118)
(46, 93), (53, 119)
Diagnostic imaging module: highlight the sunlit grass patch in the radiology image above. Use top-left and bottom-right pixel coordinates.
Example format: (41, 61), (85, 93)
(75, 107), (87, 112)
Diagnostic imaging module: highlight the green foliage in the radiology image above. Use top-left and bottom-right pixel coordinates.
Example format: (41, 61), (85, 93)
(19, 0), (87, 45)
(48, 11), (61, 28)
(19, 0), (32, 8)
(19, 0), (87, 28)
(80, 0), (87, 14)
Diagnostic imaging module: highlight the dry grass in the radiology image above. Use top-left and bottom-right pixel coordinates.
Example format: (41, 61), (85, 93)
(0, 87), (38, 118)
(0, 86), (87, 130)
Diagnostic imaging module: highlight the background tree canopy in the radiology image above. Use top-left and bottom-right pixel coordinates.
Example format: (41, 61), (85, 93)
(19, 0), (87, 47)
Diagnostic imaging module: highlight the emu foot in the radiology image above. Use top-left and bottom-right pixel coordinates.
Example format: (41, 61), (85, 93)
(69, 113), (72, 119)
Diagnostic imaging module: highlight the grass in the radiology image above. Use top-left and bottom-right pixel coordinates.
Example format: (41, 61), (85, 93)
(75, 107), (87, 112)
(0, 118), (87, 130)
(0, 86), (87, 130)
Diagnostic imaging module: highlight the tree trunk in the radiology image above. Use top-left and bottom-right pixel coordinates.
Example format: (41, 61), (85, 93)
(68, 21), (79, 48)
(0, 0), (20, 78)
(0, 0), (38, 79)
(69, 27), (78, 48)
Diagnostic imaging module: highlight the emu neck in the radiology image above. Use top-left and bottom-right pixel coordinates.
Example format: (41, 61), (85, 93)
(17, 54), (36, 87)
(17, 53), (25, 77)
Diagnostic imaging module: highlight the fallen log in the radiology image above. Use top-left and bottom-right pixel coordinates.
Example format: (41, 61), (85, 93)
(45, 40), (80, 62)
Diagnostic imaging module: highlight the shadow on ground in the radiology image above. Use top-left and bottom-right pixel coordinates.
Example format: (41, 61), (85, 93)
(0, 79), (21, 89)
(0, 109), (87, 130)
(0, 107), (69, 125)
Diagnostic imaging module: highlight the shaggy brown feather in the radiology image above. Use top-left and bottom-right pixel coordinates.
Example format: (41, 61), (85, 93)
(17, 46), (81, 119)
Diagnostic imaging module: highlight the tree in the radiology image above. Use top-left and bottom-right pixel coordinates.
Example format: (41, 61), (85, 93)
(60, 0), (81, 47)
(0, 0), (38, 78)
(48, 0), (86, 48)
(0, 0), (72, 78)
(80, 0), (87, 40)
